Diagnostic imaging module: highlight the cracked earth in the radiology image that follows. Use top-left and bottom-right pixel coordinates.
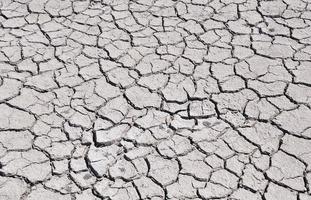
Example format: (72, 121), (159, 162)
(0, 0), (311, 199)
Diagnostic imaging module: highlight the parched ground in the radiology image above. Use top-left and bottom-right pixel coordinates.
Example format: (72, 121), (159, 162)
(0, 0), (311, 199)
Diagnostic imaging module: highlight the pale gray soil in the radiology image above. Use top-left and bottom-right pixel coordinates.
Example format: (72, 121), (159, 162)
(0, 0), (311, 199)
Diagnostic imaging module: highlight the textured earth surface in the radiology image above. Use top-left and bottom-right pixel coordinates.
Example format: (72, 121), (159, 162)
(0, 0), (311, 199)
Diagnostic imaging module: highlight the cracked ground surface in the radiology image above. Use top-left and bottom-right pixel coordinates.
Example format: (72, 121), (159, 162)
(0, 0), (311, 199)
